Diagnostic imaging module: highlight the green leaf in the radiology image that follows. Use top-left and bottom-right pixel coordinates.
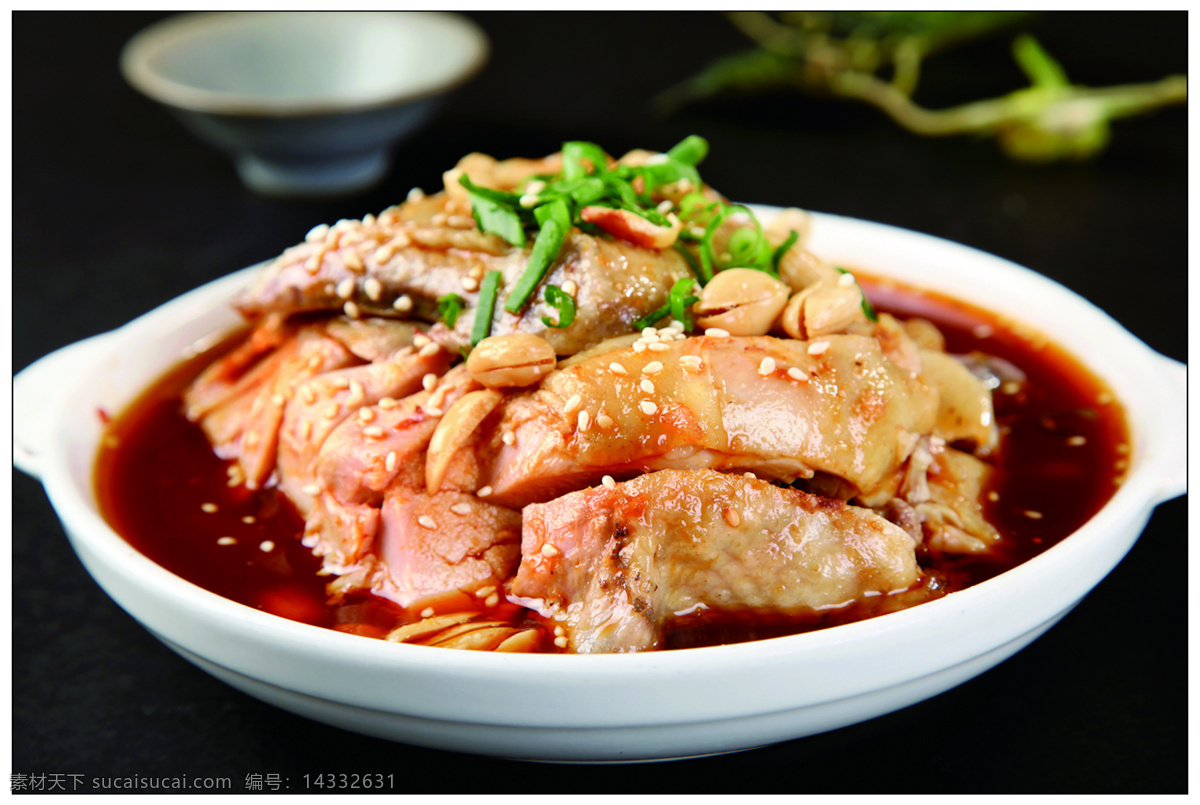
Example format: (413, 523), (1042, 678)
(541, 284), (577, 329)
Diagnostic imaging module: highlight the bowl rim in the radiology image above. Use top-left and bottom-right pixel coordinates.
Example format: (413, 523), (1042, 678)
(26, 208), (1185, 726)
(119, 11), (490, 117)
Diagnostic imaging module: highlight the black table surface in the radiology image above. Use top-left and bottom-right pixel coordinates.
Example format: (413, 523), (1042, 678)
(13, 11), (1186, 794)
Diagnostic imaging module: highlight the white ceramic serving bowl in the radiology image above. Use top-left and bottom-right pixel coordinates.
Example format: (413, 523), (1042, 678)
(120, 12), (488, 196)
(13, 210), (1186, 762)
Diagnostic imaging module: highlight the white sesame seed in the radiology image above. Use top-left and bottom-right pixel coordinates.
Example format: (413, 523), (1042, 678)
(724, 507), (741, 528)
(519, 194), (541, 208)
(322, 402), (340, 419)
(413, 333), (431, 347)
(407, 187), (426, 202)
(577, 410), (591, 432)
(422, 373), (439, 392)
(647, 341), (670, 352)
(646, 153), (670, 165)
(331, 377), (351, 390)
(485, 593), (500, 608)
(705, 327), (730, 338)
(554, 636), (569, 649)
(270, 393), (285, 407)
(1067, 435), (1087, 446)
(461, 276), (479, 292)
(632, 341), (647, 353)
(420, 607), (436, 618)
(378, 397), (397, 410)
(363, 277), (383, 301)
(200, 502), (218, 513)
(561, 280), (578, 297)
(362, 426), (385, 439)
(1023, 510), (1044, 520)
(450, 502), (472, 515)
(642, 327), (661, 339)
(344, 301), (361, 319)
(385, 451), (397, 472)
(301, 484), (322, 496)
(307, 355), (324, 371)
(358, 407), (376, 423)
(554, 625), (565, 637)
(838, 272), (856, 287)
(298, 420), (313, 441)
(759, 357), (777, 376)
(563, 393), (582, 415)
(477, 485), (493, 497)
(987, 491), (1000, 502)
(639, 400), (659, 415)
(336, 278), (356, 299)
(596, 413), (615, 430)
(259, 540), (275, 552)
(690, 225), (707, 238)
(305, 223), (330, 243)
(608, 362), (627, 375)
(642, 361), (664, 375)
(393, 294), (414, 312)
(300, 386), (316, 405)
(541, 542), (559, 557)
(242, 516), (256, 524)
(344, 250), (365, 274)
(374, 244), (396, 264)
(447, 214), (475, 229)
(807, 340), (831, 356)
(502, 431), (516, 446)
(424, 406), (444, 417)
(430, 213), (448, 226)
(217, 537), (237, 546)
(744, 471), (757, 480)
(419, 341), (441, 357)
(640, 378), (656, 394)
(787, 367), (809, 381)
(418, 515), (437, 529)
(656, 199), (674, 214)
(602, 475), (616, 489)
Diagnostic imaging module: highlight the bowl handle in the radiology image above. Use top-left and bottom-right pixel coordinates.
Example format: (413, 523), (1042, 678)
(1149, 354), (1188, 504)
(13, 333), (116, 480)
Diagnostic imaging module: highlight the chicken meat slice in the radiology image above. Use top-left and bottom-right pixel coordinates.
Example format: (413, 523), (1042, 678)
(441, 333), (938, 508)
(232, 192), (694, 356)
(512, 469), (922, 653)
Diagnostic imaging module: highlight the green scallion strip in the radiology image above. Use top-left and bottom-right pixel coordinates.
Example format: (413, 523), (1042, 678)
(631, 302), (672, 331)
(504, 200), (570, 314)
(668, 277), (700, 331)
(771, 229), (800, 273)
(667, 134), (709, 166)
(541, 285), (577, 329)
(459, 175), (527, 247)
(674, 242), (709, 284)
(437, 293), (466, 328)
(562, 141), (609, 181)
(471, 270), (503, 346)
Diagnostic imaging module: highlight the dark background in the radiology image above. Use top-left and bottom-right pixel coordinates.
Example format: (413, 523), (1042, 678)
(13, 11), (1186, 794)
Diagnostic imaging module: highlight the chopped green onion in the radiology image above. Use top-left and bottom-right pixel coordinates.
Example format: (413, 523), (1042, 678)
(471, 270), (503, 346)
(673, 242), (709, 284)
(631, 302), (672, 331)
(836, 267), (878, 322)
(668, 277), (700, 331)
(459, 175), (527, 247)
(562, 141), (609, 181)
(667, 135), (709, 166)
(541, 285), (577, 328)
(505, 200), (571, 314)
(437, 293), (466, 328)
(771, 229), (800, 272)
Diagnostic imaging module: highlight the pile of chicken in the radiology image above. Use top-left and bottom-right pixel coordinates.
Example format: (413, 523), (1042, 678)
(184, 147), (1002, 653)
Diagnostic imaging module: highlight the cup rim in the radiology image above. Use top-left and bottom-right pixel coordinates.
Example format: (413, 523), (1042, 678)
(119, 11), (490, 117)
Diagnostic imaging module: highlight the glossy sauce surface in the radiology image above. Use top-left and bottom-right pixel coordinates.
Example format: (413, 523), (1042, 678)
(93, 278), (1130, 649)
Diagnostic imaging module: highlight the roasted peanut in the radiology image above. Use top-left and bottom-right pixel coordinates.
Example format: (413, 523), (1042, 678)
(777, 247), (840, 294)
(426, 389), (504, 493)
(780, 280), (866, 339)
(693, 268), (790, 336)
(466, 333), (557, 388)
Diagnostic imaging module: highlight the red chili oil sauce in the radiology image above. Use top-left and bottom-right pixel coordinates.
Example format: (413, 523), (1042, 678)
(93, 279), (1130, 650)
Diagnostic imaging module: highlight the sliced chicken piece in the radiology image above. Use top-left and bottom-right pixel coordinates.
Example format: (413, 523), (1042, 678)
(232, 194), (693, 356)
(373, 487), (521, 608)
(301, 366), (482, 570)
(919, 348), (998, 450)
(512, 469), (921, 653)
(917, 446), (1002, 557)
(183, 323), (358, 489)
(447, 333), (938, 508)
